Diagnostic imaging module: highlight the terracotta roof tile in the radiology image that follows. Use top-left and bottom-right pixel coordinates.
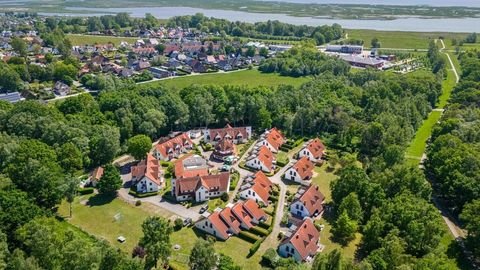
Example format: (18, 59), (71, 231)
(243, 199), (267, 221)
(219, 207), (241, 234)
(231, 202), (253, 229)
(283, 218), (319, 261)
(306, 138), (325, 160)
(208, 212), (230, 239)
(256, 146), (274, 170)
(175, 172), (230, 197)
(154, 133), (193, 159)
(131, 154), (161, 185)
(296, 185), (325, 216)
(209, 124), (250, 141)
(292, 157), (314, 180)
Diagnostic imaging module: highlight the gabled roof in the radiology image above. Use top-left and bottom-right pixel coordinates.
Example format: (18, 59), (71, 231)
(243, 199), (267, 221)
(175, 172), (230, 197)
(295, 185), (324, 216)
(231, 202), (253, 229)
(91, 167), (104, 181)
(256, 146), (274, 170)
(208, 124), (250, 141)
(219, 207), (241, 234)
(253, 171), (273, 190)
(281, 218), (319, 261)
(131, 153), (161, 185)
(305, 138), (325, 160)
(291, 157), (314, 180)
(154, 133), (193, 158)
(248, 171), (273, 203)
(207, 212), (230, 239)
(264, 128), (285, 151)
(214, 138), (236, 153)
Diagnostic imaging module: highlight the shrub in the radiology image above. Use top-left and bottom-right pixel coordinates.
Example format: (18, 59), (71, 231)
(250, 226), (269, 237)
(174, 218), (183, 231)
(221, 192), (229, 202)
(277, 232), (284, 240)
(135, 200), (142, 206)
(248, 238), (263, 257)
(77, 187), (94, 195)
(238, 231), (261, 243)
(261, 248), (279, 268)
(258, 222), (270, 230)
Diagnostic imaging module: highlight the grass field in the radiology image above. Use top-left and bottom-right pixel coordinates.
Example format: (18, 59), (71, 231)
(311, 163), (339, 203)
(58, 193), (262, 270)
(66, 34), (138, 46)
(405, 110), (442, 160)
(142, 69), (311, 89)
(346, 29), (469, 49)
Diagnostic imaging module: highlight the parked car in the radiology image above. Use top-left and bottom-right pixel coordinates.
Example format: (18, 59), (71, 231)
(199, 205), (208, 214)
(183, 218), (193, 227)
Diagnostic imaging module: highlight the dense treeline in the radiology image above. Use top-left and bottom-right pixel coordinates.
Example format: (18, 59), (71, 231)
(259, 45), (350, 77)
(426, 50), (480, 260)
(167, 13), (343, 44)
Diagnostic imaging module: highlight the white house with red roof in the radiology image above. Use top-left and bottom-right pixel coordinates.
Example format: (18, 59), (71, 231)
(290, 185), (325, 218)
(172, 172), (230, 202)
(131, 154), (163, 193)
(245, 146), (276, 173)
(298, 138), (326, 164)
(239, 171), (273, 205)
(278, 218), (320, 262)
(153, 133), (194, 161)
(174, 154), (209, 179)
(256, 128), (286, 153)
(284, 157), (315, 184)
(195, 212), (230, 240)
(203, 124), (252, 144)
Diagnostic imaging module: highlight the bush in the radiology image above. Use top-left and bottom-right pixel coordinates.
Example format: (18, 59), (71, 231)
(261, 248), (279, 268)
(77, 187), (94, 195)
(248, 238), (263, 257)
(128, 189), (158, 198)
(174, 218), (183, 231)
(276, 160), (288, 167)
(250, 226), (269, 237)
(238, 231), (261, 243)
(221, 192), (229, 202)
(135, 200), (142, 206)
(258, 221), (270, 230)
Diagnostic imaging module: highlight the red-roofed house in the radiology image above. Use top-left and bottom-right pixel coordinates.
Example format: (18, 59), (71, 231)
(174, 154), (209, 179)
(256, 128), (286, 153)
(153, 133), (194, 161)
(195, 212), (230, 240)
(245, 146), (276, 173)
(298, 138), (326, 164)
(172, 172), (230, 202)
(219, 207), (242, 235)
(278, 218), (320, 262)
(239, 171), (273, 205)
(231, 202), (254, 229)
(290, 185), (325, 218)
(131, 154), (163, 193)
(88, 166), (104, 187)
(243, 199), (268, 224)
(204, 124), (252, 145)
(284, 157), (314, 183)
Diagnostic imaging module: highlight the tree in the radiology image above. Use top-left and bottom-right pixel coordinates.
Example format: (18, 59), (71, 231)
(57, 142), (83, 173)
(460, 199), (480, 257)
(312, 249), (357, 270)
(139, 216), (173, 269)
(189, 239), (217, 270)
(337, 192), (363, 223)
(261, 248), (279, 268)
(0, 230), (8, 270)
(97, 164), (122, 195)
(218, 254), (241, 270)
(371, 38), (381, 48)
(64, 176), (79, 218)
(259, 47), (269, 57)
(11, 37), (27, 57)
(7, 249), (42, 270)
(155, 44), (166, 54)
(127, 135), (152, 160)
(89, 125), (120, 166)
(332, 211), (357, 244)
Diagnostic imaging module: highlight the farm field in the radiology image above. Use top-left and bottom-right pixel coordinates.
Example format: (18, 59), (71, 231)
(66, 34), (138, 46)
(143, 69), (311, 89)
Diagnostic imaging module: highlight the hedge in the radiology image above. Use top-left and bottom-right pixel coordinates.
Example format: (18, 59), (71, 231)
(128, 189), (158, 198)
(276, 160), (288, 167)
(77, 187), (94, 195)
(248, 238), (264, 257)
(258, 221), (271, 230)
(250, 226), (269, 237)
(238, 231), (261, 243)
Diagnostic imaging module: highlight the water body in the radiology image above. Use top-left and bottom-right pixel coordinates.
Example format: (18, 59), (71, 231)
(60, 7), (480, 32)
(255, 0), (480, 7)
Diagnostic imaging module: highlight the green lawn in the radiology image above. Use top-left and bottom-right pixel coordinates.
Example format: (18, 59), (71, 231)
(347, 29), (469, 49)
(276, 151), (289, 165)
(58, 194), (176, 253)
(141, 69), (311, 89)
(311, 163), (340, 203)
(406, 110), (442, 160)
(315, 219), (361, 260)
(66, 34), (138, 46)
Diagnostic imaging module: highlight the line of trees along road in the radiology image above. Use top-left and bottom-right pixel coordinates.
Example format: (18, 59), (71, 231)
(0, 43), (461, 269)
(426, 50), (480, 261)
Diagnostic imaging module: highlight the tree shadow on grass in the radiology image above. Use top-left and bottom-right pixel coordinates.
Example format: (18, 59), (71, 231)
(87, 193), (116, 207)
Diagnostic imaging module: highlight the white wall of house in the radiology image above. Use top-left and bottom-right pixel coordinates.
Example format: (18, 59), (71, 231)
(239, 189), (266, 205)
(298, 148), (319, 163)
(257, 139), (278, 153)
(278, 242), (302, 262)
(153, 149), (168, 161)
(284, 167), (303, 183)
(246, 158), (271, 173)
(289, 201), (310, 218)
(135, 177), (159, 193)
(194, 219), (228, 240)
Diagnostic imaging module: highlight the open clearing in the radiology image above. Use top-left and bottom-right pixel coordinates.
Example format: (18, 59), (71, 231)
(142, 69), (311, 89)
